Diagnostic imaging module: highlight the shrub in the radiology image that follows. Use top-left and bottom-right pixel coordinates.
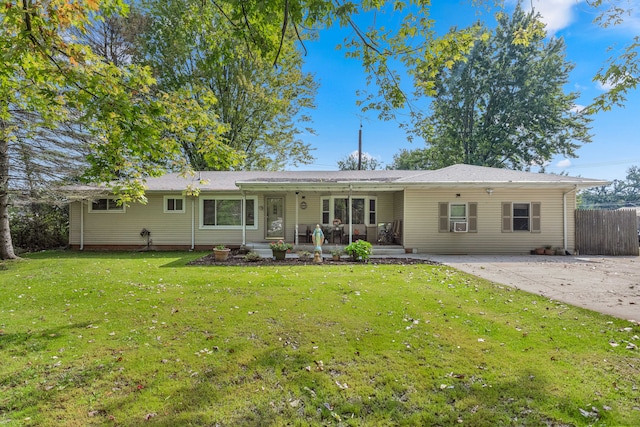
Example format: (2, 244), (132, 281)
(269, 240), (293, 251)
(344, 240), (372, 261)
(244, 251), (262, 262)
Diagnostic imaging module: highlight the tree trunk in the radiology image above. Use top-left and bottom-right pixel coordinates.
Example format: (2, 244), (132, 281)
(0, 128), (18, 260)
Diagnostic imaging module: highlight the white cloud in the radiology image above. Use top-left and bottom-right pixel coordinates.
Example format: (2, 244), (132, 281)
(523, 0), (586, 34)
(556, 159), (572, 168)
(348, 150), (379, 161)
(570, 104), (586, 113)
(596, 79), (615, 91)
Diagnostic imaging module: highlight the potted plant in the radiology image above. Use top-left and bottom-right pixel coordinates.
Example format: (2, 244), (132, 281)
(544, 245), (554, 255)
(269, 240), (293, 260)
(330, 247), (342, 261)
(213, 244), (231, 261)
(344, 240), (373, 262)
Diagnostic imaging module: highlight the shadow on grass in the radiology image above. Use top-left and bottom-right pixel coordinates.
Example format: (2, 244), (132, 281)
(0, 321), (94, 352)
(92, 346), (563, 426)
(0, 321), (110, 417)
(20, 249), (206, 267)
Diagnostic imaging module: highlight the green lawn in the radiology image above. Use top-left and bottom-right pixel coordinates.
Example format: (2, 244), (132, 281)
(1, 251), (638, 426)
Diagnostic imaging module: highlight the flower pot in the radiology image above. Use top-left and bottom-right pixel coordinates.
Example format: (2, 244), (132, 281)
(535, 247), (545, 255)
(332, 255), (340, 261)
(544, 249), (554, 255)
(213, 248), (230, 262)
(272, 250), (287, 261)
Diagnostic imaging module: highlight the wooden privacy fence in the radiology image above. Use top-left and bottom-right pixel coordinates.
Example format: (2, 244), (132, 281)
(575, 209), (639, 256)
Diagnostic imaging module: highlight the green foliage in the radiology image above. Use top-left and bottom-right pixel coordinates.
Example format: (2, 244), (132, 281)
(131, 0), (317, 170)
(579, 166), (640, 209)
(269, 239), (293, 251)
(337, 152), (382, 170)
(344, 239), (373, 261)
(1, 251), (639, 425)
(9, 203), (68, 252)
(387, 147), (433, 170)
(244, 251), (262, 262)
(409, 4), (592, 171)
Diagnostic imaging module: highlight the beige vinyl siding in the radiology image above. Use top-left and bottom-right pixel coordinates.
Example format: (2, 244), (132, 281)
(404, 187), (575, 254)
(376, 192), (398, 224)
(80, 194), (193, 246)
(68, 201), (81, 245)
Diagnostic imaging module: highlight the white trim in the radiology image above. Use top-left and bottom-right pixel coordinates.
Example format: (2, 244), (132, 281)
(449, 202), (467, 232)
(163, 196), (186, 213)
(319, 195), (378, 226)
(512, 202), (532, 232)
(88, 197), (125, 213)
(199, 195), (258, 230)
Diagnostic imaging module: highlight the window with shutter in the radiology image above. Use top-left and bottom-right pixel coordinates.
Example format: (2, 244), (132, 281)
(501, 202), (542, 232)
(468, 202), (478, 233)
(531, 202), (541, 232)
(438, 203), (449, 232)
(501, 202), (512, 232)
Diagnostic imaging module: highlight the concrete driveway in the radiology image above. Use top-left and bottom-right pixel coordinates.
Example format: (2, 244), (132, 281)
(427, 255), (640, 322)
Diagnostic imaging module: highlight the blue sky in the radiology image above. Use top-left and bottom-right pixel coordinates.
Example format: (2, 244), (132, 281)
(294, 0), (639, 181)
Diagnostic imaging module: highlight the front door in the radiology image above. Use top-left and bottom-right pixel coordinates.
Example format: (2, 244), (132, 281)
(266, 197), (285, 240)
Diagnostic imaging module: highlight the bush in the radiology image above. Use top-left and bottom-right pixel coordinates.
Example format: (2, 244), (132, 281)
(344, 240), (373, 262)
(10, 203), (68, 252)
(244, 251), (262, 262)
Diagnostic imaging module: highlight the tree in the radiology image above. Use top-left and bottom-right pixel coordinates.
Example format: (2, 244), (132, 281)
(579, 166), (640, 209)
(0, 1), (235, 259)
(386, 148), (432, 170)
(409, 5), (592, 171)
(133, 0), (317, 170)
(586, 0), (639, 114)
(337, 152), (382, 171)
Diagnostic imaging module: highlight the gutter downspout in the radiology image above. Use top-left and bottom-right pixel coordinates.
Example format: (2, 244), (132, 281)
(241, 190), (247, 247)
(80, 200), (84, 251)
(295, 192), (299, 246)
(191, 197), (195, 250)
(563, 186), (578, 252)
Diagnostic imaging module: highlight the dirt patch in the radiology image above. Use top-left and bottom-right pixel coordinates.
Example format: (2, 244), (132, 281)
(188, 252), (440, 266)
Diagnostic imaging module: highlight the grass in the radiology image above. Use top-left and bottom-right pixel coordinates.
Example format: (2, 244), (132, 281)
(1, 251), (639, 426)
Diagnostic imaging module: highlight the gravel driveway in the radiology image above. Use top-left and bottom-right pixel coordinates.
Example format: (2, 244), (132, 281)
(427, 255), (640, 322)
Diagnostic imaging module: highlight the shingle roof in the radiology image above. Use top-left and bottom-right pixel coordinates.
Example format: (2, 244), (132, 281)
(66, 164), (610, 192)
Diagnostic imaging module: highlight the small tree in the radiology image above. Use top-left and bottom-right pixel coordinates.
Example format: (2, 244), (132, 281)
(337, 152), (382, 171)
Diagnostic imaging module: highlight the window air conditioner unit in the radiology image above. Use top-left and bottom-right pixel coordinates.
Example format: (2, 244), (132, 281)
(453, 222), (468, 232)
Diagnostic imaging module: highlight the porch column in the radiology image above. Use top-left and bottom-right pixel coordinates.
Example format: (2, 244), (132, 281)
(348, 185), (353, 245)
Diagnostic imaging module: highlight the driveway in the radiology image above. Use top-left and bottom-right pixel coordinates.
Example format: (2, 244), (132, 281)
(427, 255), (640, 322)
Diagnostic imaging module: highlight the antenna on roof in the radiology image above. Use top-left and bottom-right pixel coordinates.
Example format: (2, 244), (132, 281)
(358, 122), (362, 171)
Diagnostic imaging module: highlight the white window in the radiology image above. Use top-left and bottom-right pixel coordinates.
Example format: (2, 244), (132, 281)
(502, 202), (541, 233)
(200, 197), (257, 229)
(320, 196), (377, 225)
(439, 202), (477, 233)
(513, 203), (530, 231)
(449, 203), (467, 231)
(89, 198), (124, 213)
(164, 196), (185, 213)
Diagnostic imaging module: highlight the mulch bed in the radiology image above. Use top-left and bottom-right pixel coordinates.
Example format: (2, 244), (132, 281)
(188, 252), (440, 266)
